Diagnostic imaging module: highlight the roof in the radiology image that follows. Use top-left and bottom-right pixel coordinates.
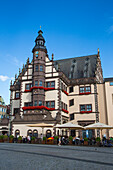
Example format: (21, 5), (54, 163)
(54, 54), (98, 79)
(104, 77), (113, 82)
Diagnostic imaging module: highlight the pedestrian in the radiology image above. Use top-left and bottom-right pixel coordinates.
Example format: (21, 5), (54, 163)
(58, 136), (61, 146)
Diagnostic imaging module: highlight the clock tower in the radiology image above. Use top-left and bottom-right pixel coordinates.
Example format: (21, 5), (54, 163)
(32, 28), (47, 107)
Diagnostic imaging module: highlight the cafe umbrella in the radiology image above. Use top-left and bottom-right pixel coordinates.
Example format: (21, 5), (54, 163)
(84, 122), (113, 140)
(27, 123), (53, 136)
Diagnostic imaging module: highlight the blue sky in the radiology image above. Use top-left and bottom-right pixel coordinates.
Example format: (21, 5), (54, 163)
(0, 0), (113, 104)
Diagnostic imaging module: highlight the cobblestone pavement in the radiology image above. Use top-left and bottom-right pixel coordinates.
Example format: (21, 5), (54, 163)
(0, 143), (113, 170)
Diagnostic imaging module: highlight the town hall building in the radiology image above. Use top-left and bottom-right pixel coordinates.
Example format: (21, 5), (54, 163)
(9, 28), (113, 138)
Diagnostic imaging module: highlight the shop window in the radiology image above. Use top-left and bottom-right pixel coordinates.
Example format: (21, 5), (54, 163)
(69, 99), (74, 107)
(27, 129), (32, 137)
(15, 129), (20, 137)
(46, 129), (51, 138)
(33, 130), (38, 138)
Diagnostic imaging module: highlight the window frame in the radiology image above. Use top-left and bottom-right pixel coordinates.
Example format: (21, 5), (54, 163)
(79, 86), (91, 94)
(39, 100), (42, 106)
(69, 86), (73, 93)
(110, 82), (113, 86)
(39, 80), (43, 86)
(15, 92), (20, 99)
(80, 104), (92, 113)
(35, 80), (38, 87)
(69, 99), (74, 107)
(40, 65), (43, 71)
(70, 113), (74, 121)
(35, 65), (38, 71)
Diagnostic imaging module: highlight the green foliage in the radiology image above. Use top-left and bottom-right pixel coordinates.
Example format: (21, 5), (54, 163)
(18, 136), (22, 140)
(9, 135), (14, 139)
(69, 136), (73, 141)
(96, 137), (101, 142)
(84, 137), (88, 141)
(43, 137), (46, 141)
(0, 135), (4, 139)
(3, 135), (8, 139)
(54, 136), (58, 140)
(31, 137), (35, 141)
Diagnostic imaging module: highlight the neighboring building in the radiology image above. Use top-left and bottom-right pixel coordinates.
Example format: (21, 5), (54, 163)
(0, 96), (7, 119)
(103, 78), (113, 137)
(0, 96), (9, 134)
(9, 29), (113, 138)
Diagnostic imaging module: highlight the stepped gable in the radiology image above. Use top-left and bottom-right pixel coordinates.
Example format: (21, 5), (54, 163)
(54, 54), (98, 79)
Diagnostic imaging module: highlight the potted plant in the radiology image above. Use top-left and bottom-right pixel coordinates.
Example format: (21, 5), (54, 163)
(69, 136), (73, 145)
(9, 135), (14, 143)
(84, 138), (88, 145)
(42, 137), (46, 144)
(18, 136), (22, 143)
(31, 137), (35, 144)
(54, 136), (58, 145)
(3, 135), (8, 143)
(0, 135), (4, 142)
(96, 137), (101, 146)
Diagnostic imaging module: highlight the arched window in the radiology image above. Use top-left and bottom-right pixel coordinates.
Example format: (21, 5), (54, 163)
(46, 129), (51, 138)
(27, 129), (32, 137)
(15, 129), (20, 137)
(33, 129), (38, 138)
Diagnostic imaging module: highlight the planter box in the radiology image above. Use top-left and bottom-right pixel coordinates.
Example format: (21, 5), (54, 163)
(9, 139), (13, 143)
(18, 140), (22, 143)
(69, 140), (73, 145)
(0, 139), (3, 143)
(47, 140), (54, 145)
(42, 141), (46, 144)
(84, 141), (88, 146)
(31, 141), (35, 144)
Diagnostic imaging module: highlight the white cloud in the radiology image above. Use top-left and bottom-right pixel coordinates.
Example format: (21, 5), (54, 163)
(0, 75), (14, 82)
(0, 75), (9, 81)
